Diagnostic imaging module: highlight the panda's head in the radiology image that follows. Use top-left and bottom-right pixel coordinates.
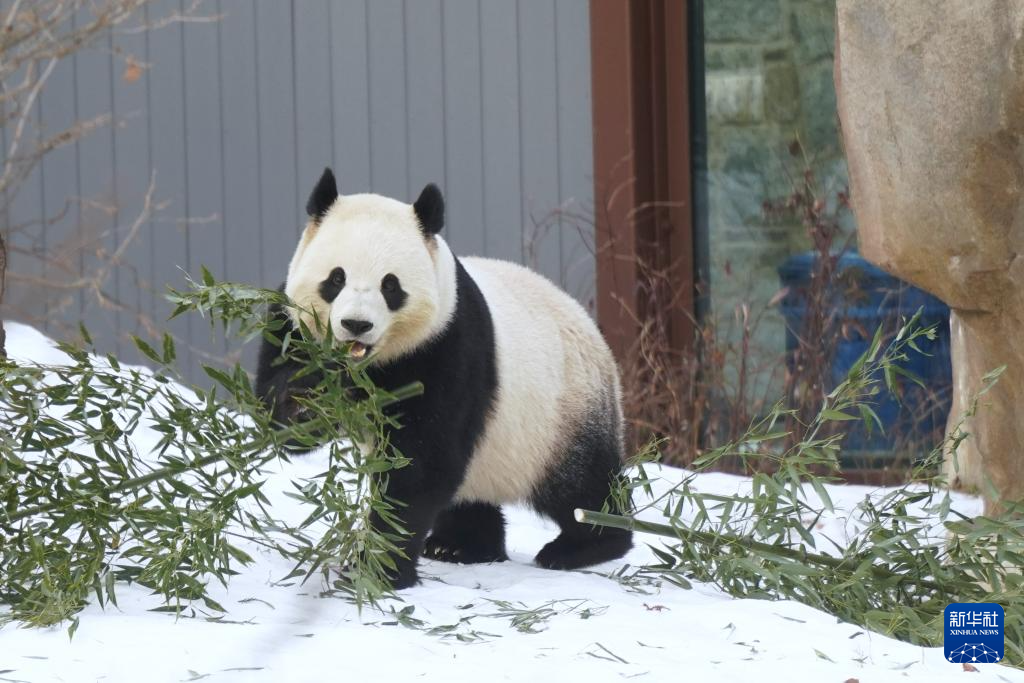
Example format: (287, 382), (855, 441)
(284, 168), (456, 364)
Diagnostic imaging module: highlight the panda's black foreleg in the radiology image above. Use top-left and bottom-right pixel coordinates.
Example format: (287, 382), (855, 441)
(368, 493), (445, 590)
(254, 292), (325, 432)
(423, 502), (508, 564)
(369, 458), (463, 589)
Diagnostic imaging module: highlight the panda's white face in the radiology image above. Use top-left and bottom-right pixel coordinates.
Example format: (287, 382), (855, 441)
(284, 191), (455, 364)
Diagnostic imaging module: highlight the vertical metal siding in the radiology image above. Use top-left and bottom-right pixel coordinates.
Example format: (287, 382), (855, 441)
(3, 0), (595, 383)
(75, 17), (117, 356)
(39, 20), (80, 323)
(113, 9), (152, 347)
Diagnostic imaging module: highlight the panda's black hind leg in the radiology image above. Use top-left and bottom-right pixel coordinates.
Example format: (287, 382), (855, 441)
(423, 501), (509, 564)
(531, 418), (633, 571)
(533, 512), (632, 570)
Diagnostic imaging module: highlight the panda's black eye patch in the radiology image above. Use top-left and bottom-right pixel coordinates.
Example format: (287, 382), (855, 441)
(380, 273), (407, 311)
(318, 267), (346, 303)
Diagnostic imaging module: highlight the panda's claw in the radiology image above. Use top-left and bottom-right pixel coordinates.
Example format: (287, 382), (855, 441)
(422, 536), (506, 565)
(423, 540), (458, 562)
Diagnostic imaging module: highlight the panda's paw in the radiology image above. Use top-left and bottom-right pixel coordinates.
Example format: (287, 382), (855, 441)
(534, 529), (633, 571)
(336, 557), (419, 591)
(389, 569), (420, 590)
(422, 536), (508, 564)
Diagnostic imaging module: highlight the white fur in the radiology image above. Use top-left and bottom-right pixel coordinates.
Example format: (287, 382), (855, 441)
(454, 257), (622, 503)
(285, 194), (457, 365)
(284, 191), (621, 506)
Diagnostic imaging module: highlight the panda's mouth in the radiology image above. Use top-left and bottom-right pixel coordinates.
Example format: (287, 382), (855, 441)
(348, 341), (372, 359)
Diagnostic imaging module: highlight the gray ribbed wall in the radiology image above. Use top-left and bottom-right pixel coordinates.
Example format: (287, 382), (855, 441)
(3, 0), (595, 383)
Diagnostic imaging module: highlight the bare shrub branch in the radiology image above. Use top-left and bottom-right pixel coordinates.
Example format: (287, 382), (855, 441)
(0, 0), (217, 363)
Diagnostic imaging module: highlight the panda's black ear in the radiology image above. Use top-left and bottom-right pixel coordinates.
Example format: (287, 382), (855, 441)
(306, 167), (338, 221)
(413, 183), (445, 236)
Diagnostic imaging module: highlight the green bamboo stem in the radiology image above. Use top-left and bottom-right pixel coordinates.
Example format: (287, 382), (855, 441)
(575, 508), (945, 593)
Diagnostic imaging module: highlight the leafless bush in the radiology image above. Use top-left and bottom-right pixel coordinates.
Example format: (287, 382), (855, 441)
(0, 0), (214, 353)
(615, 251), (789, 469)
(581, 142), (912, 472)
(763, 144), (854, 449)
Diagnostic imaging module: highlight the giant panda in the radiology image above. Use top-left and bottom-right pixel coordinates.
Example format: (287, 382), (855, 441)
(256, 168), (632, 589)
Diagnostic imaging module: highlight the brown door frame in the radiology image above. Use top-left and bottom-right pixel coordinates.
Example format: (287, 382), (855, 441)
(590, 0), (695, 360)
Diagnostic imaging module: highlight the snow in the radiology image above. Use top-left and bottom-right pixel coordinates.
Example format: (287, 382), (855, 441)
(1, 322), (1019, 683)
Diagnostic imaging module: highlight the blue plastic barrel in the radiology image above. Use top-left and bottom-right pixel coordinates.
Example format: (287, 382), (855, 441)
(777, 252), (952, 459)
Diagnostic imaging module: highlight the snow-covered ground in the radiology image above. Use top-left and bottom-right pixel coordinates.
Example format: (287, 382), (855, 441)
(1, 322), (1019, 683)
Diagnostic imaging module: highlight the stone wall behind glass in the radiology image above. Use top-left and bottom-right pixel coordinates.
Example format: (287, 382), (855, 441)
(704, 0), (851, 403)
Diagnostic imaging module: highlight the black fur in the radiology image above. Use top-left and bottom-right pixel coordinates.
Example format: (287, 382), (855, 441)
(380, 273), (407, 311)
(423, 502), (508, 564)
(254, 288), (332, 432)
(256, 259), (498, 588)
(413, 184), (444, 236)
(306, 167), (338, 221)
(529, 406), (633, 569)
(318, 267), (346, 303)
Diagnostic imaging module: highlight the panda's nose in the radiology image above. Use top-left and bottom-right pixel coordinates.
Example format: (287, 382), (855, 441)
(340, 319), (374, 336)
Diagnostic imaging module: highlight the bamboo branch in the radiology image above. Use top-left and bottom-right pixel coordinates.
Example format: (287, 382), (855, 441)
(3, 374), (422, 527)
(4, 452), (237, 526)
(574, 508), (946, 593)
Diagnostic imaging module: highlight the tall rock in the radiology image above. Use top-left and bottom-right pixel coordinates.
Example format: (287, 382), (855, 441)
(835, 0), (1024, 513)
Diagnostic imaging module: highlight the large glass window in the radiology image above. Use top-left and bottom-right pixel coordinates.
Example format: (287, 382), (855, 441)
(703, 0), (848, 399)
(696, 0), (949, 465)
